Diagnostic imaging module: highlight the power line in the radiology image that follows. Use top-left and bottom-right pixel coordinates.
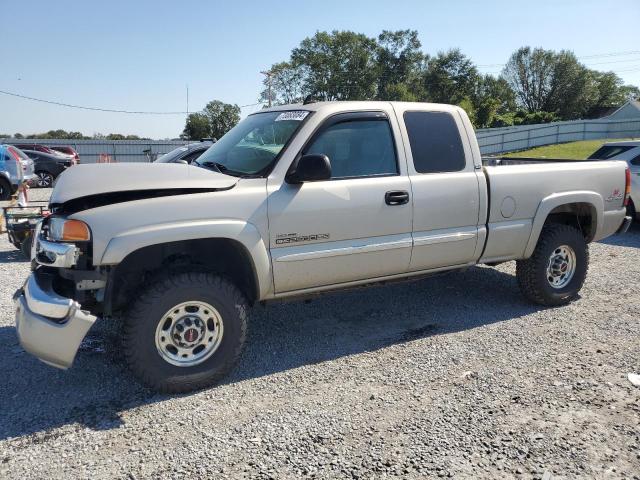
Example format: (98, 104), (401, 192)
(0, 89), (263, 114)
(478, 50), (640, 69)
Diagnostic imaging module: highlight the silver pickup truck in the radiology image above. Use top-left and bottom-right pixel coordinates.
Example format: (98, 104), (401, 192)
(14, 101), (632, 392)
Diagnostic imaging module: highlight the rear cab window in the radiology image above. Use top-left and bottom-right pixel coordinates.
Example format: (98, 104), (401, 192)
(403, 111), (466, 173)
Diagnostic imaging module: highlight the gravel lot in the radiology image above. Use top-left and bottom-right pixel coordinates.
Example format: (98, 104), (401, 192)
(0, 189), (638, 479)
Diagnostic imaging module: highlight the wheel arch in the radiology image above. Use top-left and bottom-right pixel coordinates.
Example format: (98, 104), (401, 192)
(101, 221), (272, 313)
(524, 192), (602, 258)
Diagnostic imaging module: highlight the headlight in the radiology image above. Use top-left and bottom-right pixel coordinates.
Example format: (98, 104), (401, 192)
(49, 218), (91, 242)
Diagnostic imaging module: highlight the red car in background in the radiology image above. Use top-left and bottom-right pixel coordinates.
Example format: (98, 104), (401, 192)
(50, 146), (80, 164)
(10, 143), (58, 155)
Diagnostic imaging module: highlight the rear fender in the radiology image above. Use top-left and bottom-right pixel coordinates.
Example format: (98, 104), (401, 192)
(524, 191), (602, 258)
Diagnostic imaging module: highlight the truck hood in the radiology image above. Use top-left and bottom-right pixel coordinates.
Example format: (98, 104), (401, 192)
(50, 163), (238, 206)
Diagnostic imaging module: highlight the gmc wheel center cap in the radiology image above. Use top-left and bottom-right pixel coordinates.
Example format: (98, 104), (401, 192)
(184, 328), (199, 343)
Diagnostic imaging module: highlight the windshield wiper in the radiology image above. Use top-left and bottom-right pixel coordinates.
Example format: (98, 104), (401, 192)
(199, 161), (226, 172)
(198, 161), (255, 178)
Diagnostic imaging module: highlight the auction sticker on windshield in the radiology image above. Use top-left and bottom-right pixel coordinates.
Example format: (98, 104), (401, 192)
(275, 111), (309, 122)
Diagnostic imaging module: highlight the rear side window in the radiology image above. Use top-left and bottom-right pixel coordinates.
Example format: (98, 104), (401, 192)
(404, 111), (465, 173)
(631, 154), (640, 166)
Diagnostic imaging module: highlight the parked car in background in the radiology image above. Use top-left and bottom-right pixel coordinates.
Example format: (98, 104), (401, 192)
(22, 150), (71, 188)
(154, 139), (214, 164)
(8, 143), (60, 156)
(0, 145), (34, 199)
(50, 146), (80, 164)
(588, 141), (640, 221)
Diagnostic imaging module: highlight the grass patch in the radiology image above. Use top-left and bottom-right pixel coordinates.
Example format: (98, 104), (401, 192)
(506, 138), (637, 159)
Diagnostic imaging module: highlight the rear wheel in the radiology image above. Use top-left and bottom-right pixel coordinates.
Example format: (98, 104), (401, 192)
(516, 224), (588, 306)
(0, 178), (11, 200)
(122, 273), (247, 393)
(34, 171), (54, 188)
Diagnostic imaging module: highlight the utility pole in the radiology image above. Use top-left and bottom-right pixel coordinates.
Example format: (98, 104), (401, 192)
(260, 70), (273, 107)
(186, 84), (189, 141)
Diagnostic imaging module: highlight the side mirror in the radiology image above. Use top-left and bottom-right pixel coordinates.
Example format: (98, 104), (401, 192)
(176, 159), (189, 165)
(286, 154), (331, 183)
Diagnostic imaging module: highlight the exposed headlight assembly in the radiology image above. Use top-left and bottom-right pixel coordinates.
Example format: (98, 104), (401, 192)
(49, 217), (91, 242)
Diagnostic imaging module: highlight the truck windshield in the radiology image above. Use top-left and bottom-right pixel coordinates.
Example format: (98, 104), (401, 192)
(194, 110), (309, 176)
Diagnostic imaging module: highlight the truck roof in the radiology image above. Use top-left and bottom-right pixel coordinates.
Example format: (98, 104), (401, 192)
(255, 101), (465, 115)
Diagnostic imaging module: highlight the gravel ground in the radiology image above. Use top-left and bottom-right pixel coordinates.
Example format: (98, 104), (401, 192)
(0, 188), (638, 479)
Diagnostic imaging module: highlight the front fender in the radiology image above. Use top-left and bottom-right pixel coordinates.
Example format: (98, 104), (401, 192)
(100, 219), (272, 299)
(523, 191), (603, 258)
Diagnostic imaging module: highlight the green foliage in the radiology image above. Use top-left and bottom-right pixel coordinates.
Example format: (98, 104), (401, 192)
(181, 101), (240, 140)
(13, 129), (90, 139)
(182, 113), (210, 141)
(291, 30), (379, 101)
(457, 97), (477, 125)
(375, 30), (425, 101)
(503, 47), (638, 120)
(260, 62), (306, 105)
(424, 49), (478, 105)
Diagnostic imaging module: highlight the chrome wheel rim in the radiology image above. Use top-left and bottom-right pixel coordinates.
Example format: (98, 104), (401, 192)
(36, 173), (53, 188)
(154, 301), (224, 367)
(546, 245), (576, 289)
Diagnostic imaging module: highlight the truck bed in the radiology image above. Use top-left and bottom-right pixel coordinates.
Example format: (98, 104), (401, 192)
(478, 157), (628, 263)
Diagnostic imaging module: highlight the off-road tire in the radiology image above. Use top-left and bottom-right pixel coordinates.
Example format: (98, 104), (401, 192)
(0, 177), (11, 200)
(516, 224), (588, 306)
(123, 273), (248, 393)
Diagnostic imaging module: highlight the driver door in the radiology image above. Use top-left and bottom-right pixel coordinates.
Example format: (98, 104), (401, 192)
(267, 111), (413, 293)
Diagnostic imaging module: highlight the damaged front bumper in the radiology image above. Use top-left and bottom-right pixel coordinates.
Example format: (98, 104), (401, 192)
(14, 269), (96, 369)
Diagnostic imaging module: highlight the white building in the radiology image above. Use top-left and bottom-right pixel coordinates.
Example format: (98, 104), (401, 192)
(605, 99), (640, 120)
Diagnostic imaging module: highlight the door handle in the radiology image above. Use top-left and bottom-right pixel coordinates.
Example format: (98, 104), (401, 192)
(385, 190), (410, 206)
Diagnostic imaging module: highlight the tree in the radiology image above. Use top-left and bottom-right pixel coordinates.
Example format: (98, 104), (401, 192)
(543, 50), (593, 119)
(503, 47), (640, 120)
(181, 101), (240, 140)
(182, 113), (210, 140)
(502, 47), (556, 113)
(585, 71), (640, 116)
(375, 30), (425, 101)
(473, 75), (516, 128)
(291, 30), (379, 101)
(423, 49), (479, 105)
(260, 62), (307, 106)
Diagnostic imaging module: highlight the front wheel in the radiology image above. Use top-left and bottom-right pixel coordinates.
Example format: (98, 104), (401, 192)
(516, 224), (588, 306)
(123, 273), (248, 393)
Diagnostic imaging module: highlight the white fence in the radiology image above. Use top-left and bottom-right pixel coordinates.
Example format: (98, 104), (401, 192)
(3, 117), (640, 162)
(476, 118), (640, 155)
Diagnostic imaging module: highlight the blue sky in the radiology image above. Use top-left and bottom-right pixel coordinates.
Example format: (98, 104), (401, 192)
(2, 0), (639, 139)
